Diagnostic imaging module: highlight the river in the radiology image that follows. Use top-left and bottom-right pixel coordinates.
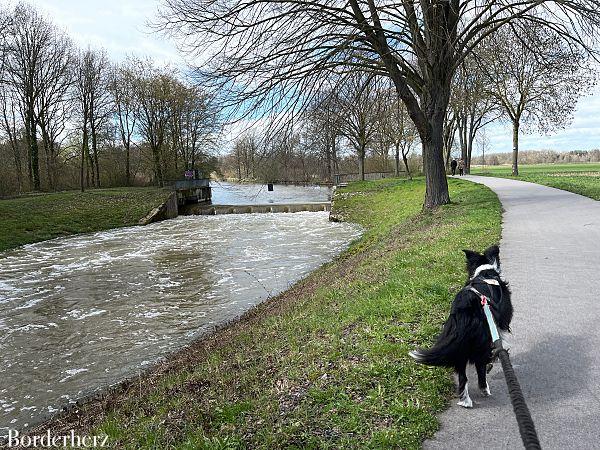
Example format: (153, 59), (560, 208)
(209, 181), (332, 204)
(0, 201), (360, 436)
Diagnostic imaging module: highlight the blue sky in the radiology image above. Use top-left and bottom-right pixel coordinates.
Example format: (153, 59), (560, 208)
(27, 0), (600, 155)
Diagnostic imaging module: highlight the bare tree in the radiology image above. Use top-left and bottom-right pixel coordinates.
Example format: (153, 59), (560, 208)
(233, 132), (261, 180)
(35, 32), (74, 190)
(157, 0), (600, 208)
(179, 85), (219, 172)
(0, 85), (25, 192)
(131, 60), (176, 187)
(483, 25), (595, 175)
(304, 92), (343, 182)
(334, 74), (380, 181)
(108, 61), (137, 186)
(452, 54), (500, 174)
(87, 49), (111, 187)
(443, 109), (458, 170)
(377, 84), (418, 178)
(3, 3), (58, 190)
(75, 48), (112, 189)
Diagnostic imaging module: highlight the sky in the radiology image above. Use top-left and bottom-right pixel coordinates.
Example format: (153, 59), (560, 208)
(20, 0), (600, 156)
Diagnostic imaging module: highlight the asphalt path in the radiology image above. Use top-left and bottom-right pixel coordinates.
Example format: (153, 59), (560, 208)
(425, 175), (600, 450)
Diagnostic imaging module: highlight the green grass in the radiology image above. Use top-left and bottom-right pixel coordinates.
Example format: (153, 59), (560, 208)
(471, 162), (600, 200)
(0, 187), (171, 252)
(49, 177), (501, 449)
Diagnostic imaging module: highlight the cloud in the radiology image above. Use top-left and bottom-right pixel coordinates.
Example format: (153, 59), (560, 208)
(24, 0), (185, 66)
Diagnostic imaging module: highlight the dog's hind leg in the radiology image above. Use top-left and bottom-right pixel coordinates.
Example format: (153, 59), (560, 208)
(456, 362), (473, 408)
(476, 361), (491, 397)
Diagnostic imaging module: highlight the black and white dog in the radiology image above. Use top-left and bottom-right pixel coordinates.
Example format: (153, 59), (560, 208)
(409, 245), (513, 408)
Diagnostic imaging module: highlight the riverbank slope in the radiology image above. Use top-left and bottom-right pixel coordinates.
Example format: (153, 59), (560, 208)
(27, 178), (501, 448)
(0, 188), (170, 252)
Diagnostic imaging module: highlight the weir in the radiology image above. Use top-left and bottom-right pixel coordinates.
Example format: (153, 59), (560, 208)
(141, 181), (333, 223)
(181, 201), (331, 216)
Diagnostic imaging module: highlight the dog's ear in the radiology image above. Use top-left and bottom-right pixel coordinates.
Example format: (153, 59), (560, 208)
(484, 245), (500, 263)
(462, 249), (481, 267)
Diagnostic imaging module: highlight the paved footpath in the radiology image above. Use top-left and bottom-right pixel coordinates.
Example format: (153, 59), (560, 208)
(425, 175), (600, 450)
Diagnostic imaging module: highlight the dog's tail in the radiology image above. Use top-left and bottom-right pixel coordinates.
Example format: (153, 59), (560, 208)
(409, 316), (464, 367)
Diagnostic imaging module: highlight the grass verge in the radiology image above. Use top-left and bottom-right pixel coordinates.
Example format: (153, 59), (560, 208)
(471, 163), (600, 200)
(32, 177), (501, 449)
(0, 187), (170, 252)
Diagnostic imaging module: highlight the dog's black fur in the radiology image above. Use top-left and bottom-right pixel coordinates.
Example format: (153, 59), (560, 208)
(409, 245), (513, 408)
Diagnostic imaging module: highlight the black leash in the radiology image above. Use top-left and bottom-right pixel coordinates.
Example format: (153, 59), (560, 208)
(474, 287), (541, 449)
(496, 348), (541, 449)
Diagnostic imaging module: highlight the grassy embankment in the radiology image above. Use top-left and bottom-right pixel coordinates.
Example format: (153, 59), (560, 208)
(0, 187), (170, 252)
(471, 162), (600, 200)
(39, 178), (501, 449)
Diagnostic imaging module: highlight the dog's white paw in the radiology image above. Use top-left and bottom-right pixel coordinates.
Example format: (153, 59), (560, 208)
(457, 385), (473, 408)
(457, 398), (473, 408)
(480, 383), (491, 397)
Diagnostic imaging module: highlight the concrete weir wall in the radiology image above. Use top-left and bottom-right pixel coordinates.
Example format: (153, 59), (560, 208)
(140, 192), (332, 225)
(181, 202), (331, 216)
(139, 192), (179, 225)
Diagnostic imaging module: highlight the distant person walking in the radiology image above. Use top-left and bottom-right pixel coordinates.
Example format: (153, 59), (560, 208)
(450, 159), (457, 176)
(458, 159), (465, 176)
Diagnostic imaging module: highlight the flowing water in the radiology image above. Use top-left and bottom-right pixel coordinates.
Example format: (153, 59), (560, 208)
(0, 211), (360, 435)
(210, 181), (332, 205)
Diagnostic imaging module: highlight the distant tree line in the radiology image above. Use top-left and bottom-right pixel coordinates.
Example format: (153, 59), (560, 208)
(473, 149), (600, 166)
(0, 2), (220, 196)
(220, 75), (420, 183)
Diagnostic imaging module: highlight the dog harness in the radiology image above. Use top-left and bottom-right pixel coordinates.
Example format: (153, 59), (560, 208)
(468, 276), (502, 347)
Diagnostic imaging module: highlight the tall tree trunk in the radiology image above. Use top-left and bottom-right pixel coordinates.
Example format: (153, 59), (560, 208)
(421, 111), (450, 208)
(152, 145), (164, 187)
(43, 135), (55, 191)
(4, 113), (24, 193)
(86, 144), (94, 188)
(125, 144), (131, 186)
(402, 148), (411, 179)
(25, 117), (33, 189)
(27, 107), (41, 191)
(12, 144), (23, 194)
(394, 143), (400, 176)
(512, 120), (520, 176)
(332, 137), (338, 176)
(466, 132), (475, 175)
(358, 146), (365, 181)
(90, 117), (100, 188)
(458, 119), (468, 166)
(81, 124), (87, 192)
(326, 138), (332, 182)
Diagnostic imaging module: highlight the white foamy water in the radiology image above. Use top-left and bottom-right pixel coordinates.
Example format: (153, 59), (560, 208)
(0, 212), (361, 435)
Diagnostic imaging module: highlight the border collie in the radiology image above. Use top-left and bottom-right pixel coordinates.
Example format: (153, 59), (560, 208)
(409, 245), (512, 408)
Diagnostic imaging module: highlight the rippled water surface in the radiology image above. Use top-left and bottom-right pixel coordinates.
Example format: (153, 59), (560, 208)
(0, 212), (361, 434)
(210, 182), (332, 204)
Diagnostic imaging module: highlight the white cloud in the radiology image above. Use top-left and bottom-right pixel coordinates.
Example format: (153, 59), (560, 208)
(27, 0), (185, 66)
